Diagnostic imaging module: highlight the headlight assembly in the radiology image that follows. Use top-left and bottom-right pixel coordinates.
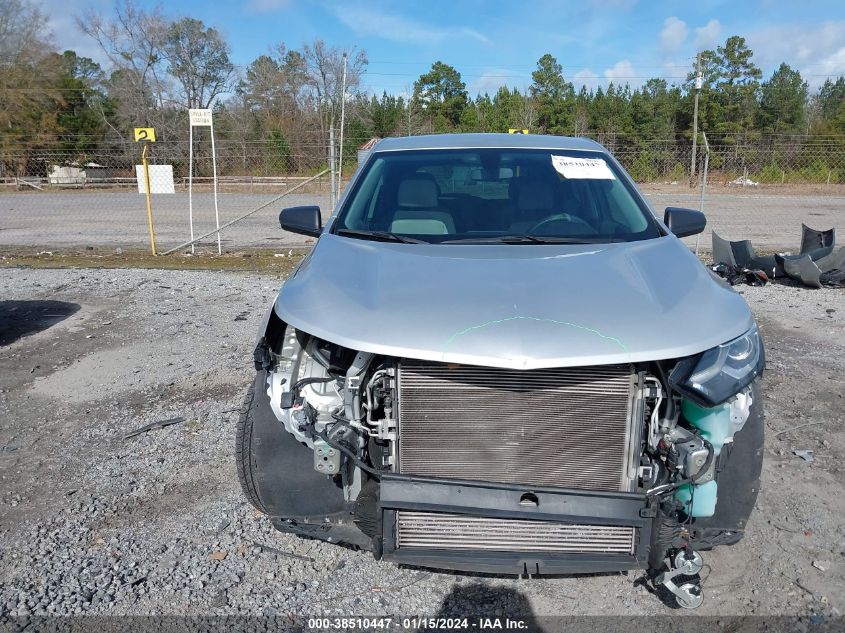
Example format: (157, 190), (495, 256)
(669, 323), (765, 407)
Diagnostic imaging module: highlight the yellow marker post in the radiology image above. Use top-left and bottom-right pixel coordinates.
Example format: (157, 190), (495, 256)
(134, 127), (156, 142)
(135, 128), (157, 255)
(141, 144), (157, 255)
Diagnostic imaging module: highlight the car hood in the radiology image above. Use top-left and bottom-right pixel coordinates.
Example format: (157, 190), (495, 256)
(275, 233), (754, 370)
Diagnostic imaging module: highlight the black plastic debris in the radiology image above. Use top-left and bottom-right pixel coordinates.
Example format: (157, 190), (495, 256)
(712, 232), (780, 279)
(820, 268), (845, 288)
(711, 263), (769, 286)
(800, 223), (836, 255)
(713, 224), (845, 289)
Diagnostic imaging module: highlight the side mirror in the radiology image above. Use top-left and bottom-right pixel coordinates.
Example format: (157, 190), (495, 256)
(664, 207), (706, 238)
(279, 205), (322, 238)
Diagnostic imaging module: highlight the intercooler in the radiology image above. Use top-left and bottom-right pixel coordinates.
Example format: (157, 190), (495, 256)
(396, 360), (638, 492)
(395, 512), (636, 554)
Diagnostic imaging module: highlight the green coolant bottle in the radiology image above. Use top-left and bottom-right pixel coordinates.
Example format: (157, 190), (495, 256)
(674, 398), (732, 517)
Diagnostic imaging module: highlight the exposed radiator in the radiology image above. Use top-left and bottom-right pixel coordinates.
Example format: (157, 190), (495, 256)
(396, 512), (636, 554)
(397, 360), (636, 491)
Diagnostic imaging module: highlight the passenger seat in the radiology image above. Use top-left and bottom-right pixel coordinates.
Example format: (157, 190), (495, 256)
(390, 177), (456, 234)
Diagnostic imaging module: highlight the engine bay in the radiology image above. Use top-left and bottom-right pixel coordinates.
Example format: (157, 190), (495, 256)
(253, 321), (759, 608)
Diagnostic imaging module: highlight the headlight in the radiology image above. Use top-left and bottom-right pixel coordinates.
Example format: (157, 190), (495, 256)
(669, 323), (765, 406)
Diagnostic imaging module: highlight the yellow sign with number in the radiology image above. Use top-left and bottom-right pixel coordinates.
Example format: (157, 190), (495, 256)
(134, 127), (156, 142)
(508, 128), (529, 134)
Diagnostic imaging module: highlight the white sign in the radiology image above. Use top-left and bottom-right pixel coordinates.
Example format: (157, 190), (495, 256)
(189, 108), (213, 127)
(551, 155), (616, 180)
(136, 164), (175, 194)
(187, 107), (221, 254)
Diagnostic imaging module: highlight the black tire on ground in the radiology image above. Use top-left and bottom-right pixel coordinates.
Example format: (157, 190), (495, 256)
(236, 374), (267, 513)
(234, 371), (348, 519)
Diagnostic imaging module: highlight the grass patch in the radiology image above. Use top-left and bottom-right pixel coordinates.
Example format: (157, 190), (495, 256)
(0, 246), (307, 274)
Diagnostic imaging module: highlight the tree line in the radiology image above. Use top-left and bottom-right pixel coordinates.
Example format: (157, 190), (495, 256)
(1, 0), (844, 180)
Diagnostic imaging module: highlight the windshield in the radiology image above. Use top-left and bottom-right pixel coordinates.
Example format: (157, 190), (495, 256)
(332, 148), (661, 244)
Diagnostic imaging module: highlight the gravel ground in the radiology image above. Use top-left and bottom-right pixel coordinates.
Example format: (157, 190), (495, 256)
(1, 183), (843, 252)
(1, 266), (844, 619)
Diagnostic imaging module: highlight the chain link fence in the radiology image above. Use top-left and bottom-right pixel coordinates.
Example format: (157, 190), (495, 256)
(0, 140), (334, 252)
(1, 134), (844, 254)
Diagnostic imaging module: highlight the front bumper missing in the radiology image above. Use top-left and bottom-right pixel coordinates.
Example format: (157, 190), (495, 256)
(379, 474), (655, 575)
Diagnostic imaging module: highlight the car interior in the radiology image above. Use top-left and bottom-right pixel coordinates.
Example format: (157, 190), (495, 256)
(337, 151), (654, 241)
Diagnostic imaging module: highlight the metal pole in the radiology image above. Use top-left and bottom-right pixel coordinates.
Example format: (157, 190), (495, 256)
(338, 52), (348, 191)
(329, 125), (336, 209)
(696, 133), (710, 257)
(690, 53), (701, 187)
(210, 117), (222, 255)
(142, 143), (157, 256)
(188, 123), (195, 254)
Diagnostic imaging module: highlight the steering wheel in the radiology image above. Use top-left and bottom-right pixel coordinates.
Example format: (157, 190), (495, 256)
(528, 213), (596, 236)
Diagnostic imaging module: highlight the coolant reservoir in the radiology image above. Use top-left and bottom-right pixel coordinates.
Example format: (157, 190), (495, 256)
(675, 481), (717, 517)
(674, 399), (732, 517)
(681, 399), (732, 456)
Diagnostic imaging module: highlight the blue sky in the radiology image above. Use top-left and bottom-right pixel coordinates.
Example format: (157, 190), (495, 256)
(48, 0), (845, 94)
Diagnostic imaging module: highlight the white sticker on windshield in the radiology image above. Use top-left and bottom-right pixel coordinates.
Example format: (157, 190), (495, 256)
(551, 155), (616, 180)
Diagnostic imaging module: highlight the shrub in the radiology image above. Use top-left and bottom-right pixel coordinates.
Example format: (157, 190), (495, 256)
(667, 162), (686, 182)
(628, 151), (658, 182)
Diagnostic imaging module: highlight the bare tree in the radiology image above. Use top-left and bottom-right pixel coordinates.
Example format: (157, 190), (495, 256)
(302, 40), (367, 161)
(240, 44), (308, 129)
(77, 0), (170, 134)
(0, 0), (51, 65)
(161, 17), (234, 109)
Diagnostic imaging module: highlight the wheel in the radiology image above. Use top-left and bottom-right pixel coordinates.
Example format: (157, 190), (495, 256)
(675, 582), (704, 609)
(235, 374), (267, 513)
(673, 550), (704, 575)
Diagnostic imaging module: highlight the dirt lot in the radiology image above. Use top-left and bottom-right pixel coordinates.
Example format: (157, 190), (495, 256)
(1, 265), (844, 620)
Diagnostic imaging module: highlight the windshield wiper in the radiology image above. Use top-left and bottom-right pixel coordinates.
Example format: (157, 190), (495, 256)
(441, 235), (600, 245)
(335, 229), (427, 244)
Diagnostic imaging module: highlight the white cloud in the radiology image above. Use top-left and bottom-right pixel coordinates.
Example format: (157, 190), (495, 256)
(746, 21), (845, 88)
(573, 69), (599, 89)
(335, 6), (491, 46)
(604, 60), (637, 84)
(694, 19), (721, 50)
(468, 70), (518, 96)
(660, 17), (688, 54)
(816, 46), (845, 77)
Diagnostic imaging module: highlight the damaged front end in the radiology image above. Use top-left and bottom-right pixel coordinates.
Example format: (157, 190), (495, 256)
(246, 313), (764, 609)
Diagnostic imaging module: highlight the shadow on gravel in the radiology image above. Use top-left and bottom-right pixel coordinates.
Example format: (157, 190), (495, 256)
(434, 582), (538, 619)
(0, 300), (80, 346)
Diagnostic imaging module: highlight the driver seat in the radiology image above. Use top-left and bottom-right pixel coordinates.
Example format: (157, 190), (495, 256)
(509, 179), (556, 234)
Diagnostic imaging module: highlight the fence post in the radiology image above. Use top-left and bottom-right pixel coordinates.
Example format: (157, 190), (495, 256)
(695, 133), (710, 258)
(329, 126), (337, 209)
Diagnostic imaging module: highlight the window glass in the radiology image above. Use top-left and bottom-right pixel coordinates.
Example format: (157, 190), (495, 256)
(333, 148), (660, 243)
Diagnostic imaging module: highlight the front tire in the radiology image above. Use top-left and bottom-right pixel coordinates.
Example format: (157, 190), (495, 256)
(236, 374), (267, 513)
(234, 371), (349, 518)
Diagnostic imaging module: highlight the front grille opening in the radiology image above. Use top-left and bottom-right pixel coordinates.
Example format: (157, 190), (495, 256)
(397, 360), (636, 491)
(396, 511), (636, 554)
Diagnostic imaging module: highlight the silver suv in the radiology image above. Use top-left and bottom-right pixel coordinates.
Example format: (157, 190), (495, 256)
(238, 134), (764, 609)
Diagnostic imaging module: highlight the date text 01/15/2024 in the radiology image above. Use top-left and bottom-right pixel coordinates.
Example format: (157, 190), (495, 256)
(306, 617), (530, 630)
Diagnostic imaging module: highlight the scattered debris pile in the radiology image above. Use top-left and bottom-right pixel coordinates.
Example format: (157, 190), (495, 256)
(713, 224), (845, 288)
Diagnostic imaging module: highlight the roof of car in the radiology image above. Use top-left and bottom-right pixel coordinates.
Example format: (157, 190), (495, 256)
(373, 133), (606, 153)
